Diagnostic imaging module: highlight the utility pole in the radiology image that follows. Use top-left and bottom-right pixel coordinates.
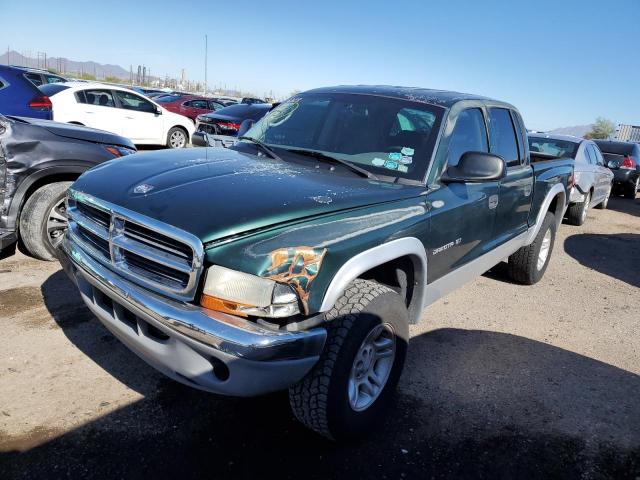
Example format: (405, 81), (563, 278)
(204, 34), (208, 96)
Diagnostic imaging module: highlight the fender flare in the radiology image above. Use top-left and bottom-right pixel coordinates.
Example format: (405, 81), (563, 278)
(6, 165), (87, 228)
(524, 183), (566, 245)
(318, 237), (428, 324)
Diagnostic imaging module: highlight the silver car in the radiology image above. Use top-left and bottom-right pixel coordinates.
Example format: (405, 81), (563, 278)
(529, 134), (614, 225)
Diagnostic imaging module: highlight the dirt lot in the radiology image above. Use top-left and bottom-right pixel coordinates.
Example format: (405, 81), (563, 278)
(0, 196), (639, 479)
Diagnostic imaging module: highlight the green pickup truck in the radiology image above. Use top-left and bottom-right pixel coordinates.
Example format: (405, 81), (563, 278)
(58, 86), (573, 440)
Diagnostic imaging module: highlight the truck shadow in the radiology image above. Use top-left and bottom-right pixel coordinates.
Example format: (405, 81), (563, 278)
(563, 233), (640, 288)
(3, 274), (639, 479)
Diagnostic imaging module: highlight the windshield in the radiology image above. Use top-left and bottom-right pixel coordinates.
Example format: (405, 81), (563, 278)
(528, 136), (579, 158)
(241, 93), (445, 181)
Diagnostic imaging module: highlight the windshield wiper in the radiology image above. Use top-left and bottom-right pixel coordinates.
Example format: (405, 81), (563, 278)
(238, 136), (283, 162)
(283, 148), (379, 180)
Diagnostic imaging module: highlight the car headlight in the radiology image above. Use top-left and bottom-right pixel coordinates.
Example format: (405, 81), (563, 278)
(200, 265), (300, 318)
(104, 145), (137, 157)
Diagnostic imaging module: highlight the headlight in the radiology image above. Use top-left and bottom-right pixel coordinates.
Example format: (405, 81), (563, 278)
(104, 145), (137, 157)
(200, 265), (300, 318)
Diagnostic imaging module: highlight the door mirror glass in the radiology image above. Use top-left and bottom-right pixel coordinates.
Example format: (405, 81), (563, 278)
(237, 119), (254, 137)
(442, 151), (506, 183)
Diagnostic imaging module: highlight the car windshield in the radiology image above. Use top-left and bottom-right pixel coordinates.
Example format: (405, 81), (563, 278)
(241, 93), (445, 181)
(528, 137), (579, 158)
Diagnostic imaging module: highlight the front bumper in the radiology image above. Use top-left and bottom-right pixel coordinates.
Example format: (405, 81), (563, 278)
(58, 236), (326, 396)
(0, 230), (17, 251)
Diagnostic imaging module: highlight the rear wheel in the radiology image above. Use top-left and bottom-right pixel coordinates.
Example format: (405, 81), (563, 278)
(19, 182), (72, 261)
(167, 127), (188, 148)
(623, 177), (639, 199)
(507, 211), (556, 285)
(289, 279), (409, 440)
(595, 185), (612, 209)
(566, 190), (590, 226)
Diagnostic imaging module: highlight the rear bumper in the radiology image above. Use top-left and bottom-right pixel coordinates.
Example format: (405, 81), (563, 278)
(58, 236), (326, 396)
(612, 169), (638, 186)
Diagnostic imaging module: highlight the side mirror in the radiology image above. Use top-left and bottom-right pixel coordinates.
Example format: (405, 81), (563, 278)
(191, 132), (209, 147)
(442, 151), (506, 183)
(237, 119), (254, 137)
(154, 106), (162, 115)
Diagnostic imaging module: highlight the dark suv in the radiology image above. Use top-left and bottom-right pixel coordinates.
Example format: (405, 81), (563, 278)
(594, 140), (640, 198)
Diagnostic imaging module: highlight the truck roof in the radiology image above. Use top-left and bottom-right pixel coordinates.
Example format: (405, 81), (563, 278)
(304, 85), (510, 109)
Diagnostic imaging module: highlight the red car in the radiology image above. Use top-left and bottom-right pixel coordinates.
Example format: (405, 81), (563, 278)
(156, 95), (226, 123)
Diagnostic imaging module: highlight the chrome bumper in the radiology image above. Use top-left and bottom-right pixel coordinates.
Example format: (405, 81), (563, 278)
(59, 236), (326, 396)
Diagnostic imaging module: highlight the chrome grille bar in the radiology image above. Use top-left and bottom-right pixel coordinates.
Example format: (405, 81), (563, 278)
(66, 189), (204, 302)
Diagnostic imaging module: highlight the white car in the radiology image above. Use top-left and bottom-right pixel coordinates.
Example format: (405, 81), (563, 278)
(41, 82), (195, 148)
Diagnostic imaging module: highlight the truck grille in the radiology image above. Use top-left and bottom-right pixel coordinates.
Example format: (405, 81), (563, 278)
(66, 189), (204, 301)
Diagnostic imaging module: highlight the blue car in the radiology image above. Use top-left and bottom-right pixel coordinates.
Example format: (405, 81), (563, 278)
(0, 65), (56, 120)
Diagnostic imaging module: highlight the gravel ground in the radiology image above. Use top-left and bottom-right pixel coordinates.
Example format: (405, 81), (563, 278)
(0, 195), (639, 479)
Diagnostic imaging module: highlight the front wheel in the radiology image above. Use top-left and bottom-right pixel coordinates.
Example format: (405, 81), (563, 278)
(167, 127), (188, 148)
(507, 211), (557, 285)
(19, 181), (72, 261)
(289, 279), (409, 440)
(566, 190), (590, 226)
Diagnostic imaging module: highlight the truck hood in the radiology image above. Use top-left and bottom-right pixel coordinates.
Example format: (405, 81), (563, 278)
(72, 147), (424, 244)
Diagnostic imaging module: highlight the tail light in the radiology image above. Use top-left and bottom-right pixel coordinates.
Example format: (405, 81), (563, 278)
(217, 121), (241, 131)
(28, 95), (52, 111)
(620, 156), (637, 170)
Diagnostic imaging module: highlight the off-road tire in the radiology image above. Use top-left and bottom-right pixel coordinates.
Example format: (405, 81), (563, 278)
(623, 177), (639, 199)
(507, 211), (556, 285)
(167, 127), (188, 148)
(566, 191), (590, 226)
(19, 181), (72, 261)
(289, 279), (409, 441)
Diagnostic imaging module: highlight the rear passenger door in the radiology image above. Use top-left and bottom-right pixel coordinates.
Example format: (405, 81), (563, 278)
(425, 107), (500, 282)
(489, 108), (533, 243)
(75, 89), (122, 134)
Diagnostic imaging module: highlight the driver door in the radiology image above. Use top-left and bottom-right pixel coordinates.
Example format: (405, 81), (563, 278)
(425, 107), (500, 282)
(113, 90), (164, 144)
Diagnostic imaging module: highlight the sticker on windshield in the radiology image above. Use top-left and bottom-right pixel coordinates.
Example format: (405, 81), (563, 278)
(399, 156), (412, 164)
(384, 160), (399, 170)
(388, 152), (402, 161)
(397, 165), (409, 173)
(401, 147), (414, 156)
(372, 158), (386, 167)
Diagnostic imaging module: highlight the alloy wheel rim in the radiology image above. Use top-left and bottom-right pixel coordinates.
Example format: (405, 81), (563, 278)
(47, 198), (68, 249)
(581, 193), (590, 222)
(537, 228), (552, 271)
(170, 131), (186, 148)
(348, 323), (396, 412)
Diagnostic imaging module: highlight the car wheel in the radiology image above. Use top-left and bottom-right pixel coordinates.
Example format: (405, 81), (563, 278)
(289, 279), (409, 440)
(624, 177), (639, 199)
(19, 181), (72, 261)
(507, 211), (556, 285)
(167, 127), (187, 148)
(566, 191), (591, 226)
(595, 185), (612, 209)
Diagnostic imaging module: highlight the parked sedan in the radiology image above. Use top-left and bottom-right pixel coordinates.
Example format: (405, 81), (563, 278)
(0, 65), (55, 120)
(0, 114), (135, 260)
(594, 140), (640, 199)
(529, 134), (613, 225)
(41, 82), (195, 148)
(156, 95), (225, 122)
(195, 103), (271, 136)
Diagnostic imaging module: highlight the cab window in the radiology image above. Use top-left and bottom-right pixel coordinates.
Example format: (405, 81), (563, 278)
(447, 108), (488, 167)
(488, 108), (520, 167)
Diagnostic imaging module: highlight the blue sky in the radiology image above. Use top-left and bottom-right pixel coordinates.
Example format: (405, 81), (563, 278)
(1, 0), (639, 130)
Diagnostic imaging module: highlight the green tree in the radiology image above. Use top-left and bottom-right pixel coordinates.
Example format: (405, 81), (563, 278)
(79, 72), (96, 81)
(586, 117), (616, 139)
